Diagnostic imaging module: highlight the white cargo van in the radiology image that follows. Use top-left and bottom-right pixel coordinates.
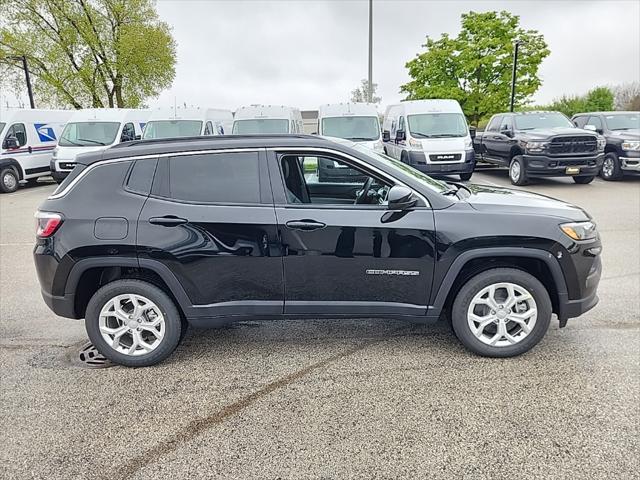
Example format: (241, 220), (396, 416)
(382, 100), (476, 181)
(318, 103), (383, 151)
(0, 108), (72, 193)
(232, 105), (302, 134)
(51, 108), (150, 182)
(142, 107), (233, 139)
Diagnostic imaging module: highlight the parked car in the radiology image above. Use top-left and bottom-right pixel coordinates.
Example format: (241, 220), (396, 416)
(474, 111), (605, 185)
(317, 102), (383, 182)
(0, 108), (72, 193)
(382, 99), (476, 181)
(50, 108), (150, 182)
(571, 111), (640, 181)
(142, 107), (233, 139)
(34, 135), (601, 367)
(232, 105), (303, 134)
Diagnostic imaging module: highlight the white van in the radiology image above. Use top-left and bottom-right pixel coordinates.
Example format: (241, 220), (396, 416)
(0, 109), (72, 193)
(232, 105), (303, 134)
(51, 108), (150, 182)
(382, 99), (476, 181)
(142, 107), (233, 139)
(318, 103), (383, 152)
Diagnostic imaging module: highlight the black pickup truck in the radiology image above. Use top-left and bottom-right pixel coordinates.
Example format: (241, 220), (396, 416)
(473, 111), (605, 185)
(571, 111), (640, 181)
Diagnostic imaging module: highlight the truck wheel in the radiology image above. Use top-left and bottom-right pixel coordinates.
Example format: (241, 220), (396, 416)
(451, 268), (552, 357)
(0, 168), (19, 193)
(459, 172), (473, 181)
(509, 156), (528, 186)
(573, 175), (595, 184)
(600, 153), (623, 181)
(85, 279), (184, 367)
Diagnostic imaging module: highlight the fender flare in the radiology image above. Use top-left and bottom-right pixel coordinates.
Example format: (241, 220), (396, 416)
(431, 247), (569, 318)
(0, 158), (24, 180)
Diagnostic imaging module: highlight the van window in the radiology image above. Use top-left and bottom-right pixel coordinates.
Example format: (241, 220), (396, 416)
(232, 119), (289, 134)
(203, 121), (213, 135)
(407, 113), (467, 138)
(486, 116), (502, 132)
(321, 116), (380, 141)
(167, 152), (261, 204)
(398, 116), (405, 132)
(120, 123), (136, 142)
(5, 123), (27, 146)
(60, 122), (120, 146)
(143, 120), (202, 139)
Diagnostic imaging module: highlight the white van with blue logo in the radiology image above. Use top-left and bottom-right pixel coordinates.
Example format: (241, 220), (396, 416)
(0, 109), (72, 193)
(51, 108), (150, 182)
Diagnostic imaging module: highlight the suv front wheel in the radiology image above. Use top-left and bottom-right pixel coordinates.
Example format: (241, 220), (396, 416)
(451, 268), (551, 357)
(85, 279), (184, 367)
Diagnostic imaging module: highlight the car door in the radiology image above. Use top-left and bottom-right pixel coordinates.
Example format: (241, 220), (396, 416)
(137, 148), (284, 319)
(481, 115), (502, 162)
(267, 148), (436, 317)
(495, 116), (516, 163)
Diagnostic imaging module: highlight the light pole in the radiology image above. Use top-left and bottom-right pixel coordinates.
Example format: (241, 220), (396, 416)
(509, 41), (522, 112)
(368, 0), (373, 103)
(9, 55), (35, 109)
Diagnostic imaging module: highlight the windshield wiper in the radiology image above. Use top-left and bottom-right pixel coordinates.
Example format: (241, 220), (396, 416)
(60, 136), (82, 146)
(347, 137), (375, 141)
(411, 132), (431, 139)
(612, 127), (632, 130)
(429, 133), (463, 138)
(77, 138), (106, 146)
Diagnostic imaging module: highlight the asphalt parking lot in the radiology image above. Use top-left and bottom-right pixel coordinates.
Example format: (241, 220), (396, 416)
(1, 169), (639, 480)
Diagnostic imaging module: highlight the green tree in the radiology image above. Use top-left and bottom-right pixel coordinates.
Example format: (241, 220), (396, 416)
(0, 0), (176, 108)
(401, 11), (550, 125)
(544, 86), (615, 117)
(351, 79), (381, 104)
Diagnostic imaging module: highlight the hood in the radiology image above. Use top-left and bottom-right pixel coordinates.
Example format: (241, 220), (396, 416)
(517, 127), (594, 139)
(463, 183), (590, 221)
(418, 136), (469, 152)
(55, 144), (107, 161)
(355, 139), (383, 152)
(610, 129), (640, 139)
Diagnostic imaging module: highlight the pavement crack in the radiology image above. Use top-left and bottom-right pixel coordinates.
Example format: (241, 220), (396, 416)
(115, 332), (400, 480)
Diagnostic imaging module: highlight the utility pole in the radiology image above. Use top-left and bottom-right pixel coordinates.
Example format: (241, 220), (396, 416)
(368, 0), (373, 103)
(9, 55), (35, 109)
(509, 41), (521, 112)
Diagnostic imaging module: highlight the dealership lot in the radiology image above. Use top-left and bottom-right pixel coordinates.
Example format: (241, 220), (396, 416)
(1, 171), (638, 479)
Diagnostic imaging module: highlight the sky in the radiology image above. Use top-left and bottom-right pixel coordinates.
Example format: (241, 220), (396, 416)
(3, 0), (640, 110)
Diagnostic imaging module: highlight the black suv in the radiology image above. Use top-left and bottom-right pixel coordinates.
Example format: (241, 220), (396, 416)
(571, 111), (640, 180)
(34, 135), (601, 367)
(474, 111), (605, 185)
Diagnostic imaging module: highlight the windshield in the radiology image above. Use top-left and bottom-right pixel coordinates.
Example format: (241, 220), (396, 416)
(407, 113), (468, 138)
(352, 143), (448, 194)
(604, 113), (640, 130)
(142, 120), (202, 139)
(59, 122), (120, 147)
(321, 116), (380, 141)
(514, 113), (573, 130)
(232, 119), (289, 134)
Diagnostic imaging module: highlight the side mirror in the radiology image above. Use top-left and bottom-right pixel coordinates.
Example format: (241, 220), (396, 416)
(387, 185), (417, 210)
(395, 130), (406, 142)
(382, 130), (390, 142)
(2, 136), (19, 150)
(501, 128), (513, 138)
(583, 124), (597, 132)
(469, 126), (476, 139)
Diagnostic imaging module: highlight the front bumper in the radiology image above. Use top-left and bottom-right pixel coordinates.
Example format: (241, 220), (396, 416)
(620, 153), (640, 172)
(405, 150), (475, 175)
(49, 159), (72, 181)
(522, 153), (604, 177)
(558, 241), (602, 325)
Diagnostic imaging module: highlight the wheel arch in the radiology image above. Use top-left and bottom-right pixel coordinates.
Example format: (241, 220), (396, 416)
(0, 158), (24, 180)
(509, 146), (524, 160)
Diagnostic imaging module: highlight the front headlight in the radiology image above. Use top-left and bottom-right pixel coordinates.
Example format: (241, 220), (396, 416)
(622, 140), (640, 151)
(464, 138), (473, 149)
(408, 137), (421, 148)
(560, 221), (597, 241)
(524, 141), (548, 153)
(597, 137), (606, 152)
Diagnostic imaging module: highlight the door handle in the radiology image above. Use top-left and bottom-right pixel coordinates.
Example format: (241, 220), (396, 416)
(149, 215), (188, 226)
(285, 220), (326, 231)
(492, 135), (502, 140)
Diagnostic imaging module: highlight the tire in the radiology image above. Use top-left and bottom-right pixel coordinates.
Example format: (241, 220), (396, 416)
(0, 168), (19, 193)
(85, 279), (184, 367)
(600, 153), (623, 181)
(401, 151), (409, 164)
(451, 268), (552, 358)
(459, 172), (473, 181)
(573, 175), (595, 184)
(509, 156), (528, 186)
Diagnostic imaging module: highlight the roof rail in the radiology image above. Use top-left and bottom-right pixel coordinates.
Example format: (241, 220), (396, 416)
(111, 133), (317, 149)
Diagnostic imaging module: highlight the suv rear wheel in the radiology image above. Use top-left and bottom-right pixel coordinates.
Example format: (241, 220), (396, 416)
(451, 268), (551, 357)
(85, 279), (184, 367)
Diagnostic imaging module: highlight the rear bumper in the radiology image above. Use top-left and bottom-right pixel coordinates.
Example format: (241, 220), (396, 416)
(522, 153), (604, 177)
(41, 289), (78, 319)
(406, 150), (476, 175)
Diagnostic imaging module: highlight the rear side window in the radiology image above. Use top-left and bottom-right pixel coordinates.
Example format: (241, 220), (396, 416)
(166, 152), (261, 204)
(126, 159), (157, 195)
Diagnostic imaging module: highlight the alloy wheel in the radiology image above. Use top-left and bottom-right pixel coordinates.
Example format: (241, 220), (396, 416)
(98, 294), (166, 356)
(602, 157), (614, 178)
(467, 282), (537, 347)
(510, 162), (521, 182)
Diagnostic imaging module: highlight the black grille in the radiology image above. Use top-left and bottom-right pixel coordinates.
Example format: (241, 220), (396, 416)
(548, 136), (597, 155)
(429, 153), (462, 162)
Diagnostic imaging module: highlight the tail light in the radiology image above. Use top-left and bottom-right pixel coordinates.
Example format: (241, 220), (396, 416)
(35, 211), (63, 238)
